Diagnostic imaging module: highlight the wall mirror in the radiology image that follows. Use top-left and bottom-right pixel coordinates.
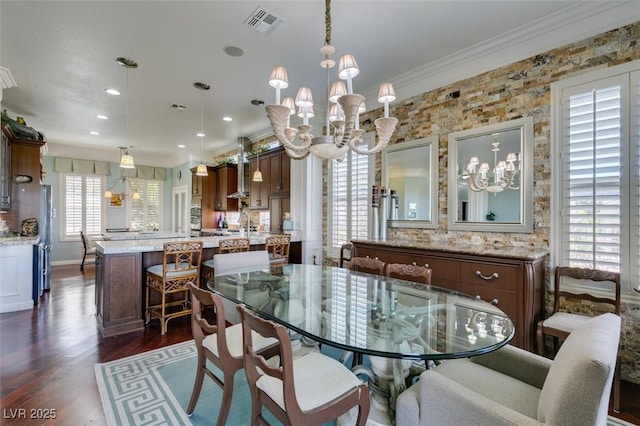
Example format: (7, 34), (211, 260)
(447, 117), (533, 233)
(382, 136), (439, 229)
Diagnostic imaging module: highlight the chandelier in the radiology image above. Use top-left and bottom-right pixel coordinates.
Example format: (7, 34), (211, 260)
(104, 176), (140, 200)
(461, 133), (520, 193)
(265, 0), (398, 161)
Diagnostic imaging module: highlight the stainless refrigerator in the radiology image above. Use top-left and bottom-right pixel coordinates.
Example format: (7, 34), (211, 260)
(33, 184), (52, 302)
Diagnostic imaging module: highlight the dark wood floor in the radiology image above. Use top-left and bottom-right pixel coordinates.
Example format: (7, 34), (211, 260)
(0, 264), (639, 425)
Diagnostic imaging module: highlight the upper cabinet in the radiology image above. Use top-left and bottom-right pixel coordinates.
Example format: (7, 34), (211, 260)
(0, 127), (10, 211)
(213, 164), (238, 211)
(249, 147), (290, 210)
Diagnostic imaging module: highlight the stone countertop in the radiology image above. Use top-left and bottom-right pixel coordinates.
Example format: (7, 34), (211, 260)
(352, 238), (548, 261)
(0, 236), (39, 246)
(96, 233), (301, 255)
(102, 231), (189, 240)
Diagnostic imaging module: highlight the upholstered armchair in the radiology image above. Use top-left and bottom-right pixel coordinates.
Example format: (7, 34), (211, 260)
(396, 313), (620, 426)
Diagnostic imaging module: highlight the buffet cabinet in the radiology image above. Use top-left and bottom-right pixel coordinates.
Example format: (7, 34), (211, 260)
(352, 240), (547, 351)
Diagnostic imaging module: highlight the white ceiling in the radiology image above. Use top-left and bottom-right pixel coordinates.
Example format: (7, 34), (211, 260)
(1, 1), (638, 168)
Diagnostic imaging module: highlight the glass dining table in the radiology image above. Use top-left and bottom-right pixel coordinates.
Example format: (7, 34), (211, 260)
(211, 263), (514, 425)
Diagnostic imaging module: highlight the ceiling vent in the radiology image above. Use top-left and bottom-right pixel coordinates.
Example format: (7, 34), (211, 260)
(244, 6), (286, 36)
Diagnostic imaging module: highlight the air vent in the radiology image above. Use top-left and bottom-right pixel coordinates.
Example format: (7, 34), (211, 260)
(244, 6), (286, 36)
(171, 104), (187, 110)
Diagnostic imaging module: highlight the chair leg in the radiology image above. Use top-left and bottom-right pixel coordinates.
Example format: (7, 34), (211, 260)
(217, 370), (236, 426)
(613, 353), (621, 413)
(536, 321), (545, 355)
(80, 253), (86, 271)
(187, 351), (206, 414)
(161, 292), (166, 335)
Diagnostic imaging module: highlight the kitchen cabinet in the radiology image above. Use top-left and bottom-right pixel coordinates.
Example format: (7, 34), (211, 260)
(0, 243), (34, 313)
(213, 164), (238, 211)
(248, 147), (290, 209)
(191, 166), (218, 229)
(1, 128), (10, 211)
(351, 240), (547, 351)
(269, 194), (290, 233)
(249, 155), (270, 209)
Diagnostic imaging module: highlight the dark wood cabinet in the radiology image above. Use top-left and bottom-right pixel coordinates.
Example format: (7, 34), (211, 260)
(352, 240), (546, 351)
(249, 147), (290, 210)
(0, 128), (10, 211)
(1, 124), (45, 231)
(269, 149), (290, 193)
(213, 164), (238, 211)
(249, 155), (271, 209)
(269, 194), (290, 233)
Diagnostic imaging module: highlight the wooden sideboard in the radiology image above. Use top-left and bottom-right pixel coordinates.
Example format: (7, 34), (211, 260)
(352, 240), (547, 351)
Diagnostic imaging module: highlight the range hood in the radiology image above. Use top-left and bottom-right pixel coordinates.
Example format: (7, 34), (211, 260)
(227, 137), (251, 199)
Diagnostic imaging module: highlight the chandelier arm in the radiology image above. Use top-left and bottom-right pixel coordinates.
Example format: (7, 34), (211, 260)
(284, 147), (311, 160)
(266, 105), (312, 152)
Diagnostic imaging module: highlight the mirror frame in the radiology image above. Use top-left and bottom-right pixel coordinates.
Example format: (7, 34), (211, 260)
(447, 117), (534, 233)
(382, 135), (439, 229)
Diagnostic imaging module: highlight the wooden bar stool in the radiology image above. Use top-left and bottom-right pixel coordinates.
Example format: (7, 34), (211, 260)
(201, 237), (250, 288)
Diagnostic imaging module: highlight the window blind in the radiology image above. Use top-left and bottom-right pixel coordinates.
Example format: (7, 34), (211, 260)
(63, 174), (103, 239)
(130, 179), (161, 231)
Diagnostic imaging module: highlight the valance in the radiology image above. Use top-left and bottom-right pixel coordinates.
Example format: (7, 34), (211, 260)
(53, 157), (111, 176)
(121, 165), (166, 180)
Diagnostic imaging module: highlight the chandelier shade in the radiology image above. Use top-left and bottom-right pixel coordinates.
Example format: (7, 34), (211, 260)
(119, 150), (135, 169)
(264, 0), (398, 161)
(461, 133), (520, 193)
(104, 176), (140, 200)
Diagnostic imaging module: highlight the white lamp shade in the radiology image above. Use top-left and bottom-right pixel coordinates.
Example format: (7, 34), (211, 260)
(358, 101), (366, 114)
(297, 106), (315, 118)
(329, 81), (347, 103)
(479, 163), (490, 172)
(328, 104), (344, 122)
(338, 54), (360, 80)
(104, 190), (112, 198)
(377, 83), (396, 103)
(268, 66), (289, 89)
(132, 192), (141, 200)
(295, 87), (313, 108)
(195, 163), (208, 176)
(119, 153), (135, 169)
(469, 156), (480, 166)
(252, 169), (263, 182)
(281, 97), (296, 115)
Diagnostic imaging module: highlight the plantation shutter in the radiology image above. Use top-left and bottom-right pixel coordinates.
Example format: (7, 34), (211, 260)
(64, 174), (103, 238)
(331, 158), (349, 248)
(130, 179), (161, 231)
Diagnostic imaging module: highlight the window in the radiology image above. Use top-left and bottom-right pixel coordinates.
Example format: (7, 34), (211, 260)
(552, 60), (640, 298)
(62, 173), (104, 239)
(130, 179), (162, 231)
(328, 133), (374, 257)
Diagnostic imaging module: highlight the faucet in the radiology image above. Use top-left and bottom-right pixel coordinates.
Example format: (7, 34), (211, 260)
(239, 209), (251, 237)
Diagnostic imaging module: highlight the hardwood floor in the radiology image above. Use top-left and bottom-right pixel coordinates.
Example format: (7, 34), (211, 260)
(0, 264), (639, 425)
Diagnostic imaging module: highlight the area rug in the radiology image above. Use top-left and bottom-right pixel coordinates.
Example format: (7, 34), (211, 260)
(95, 341), (634, 426)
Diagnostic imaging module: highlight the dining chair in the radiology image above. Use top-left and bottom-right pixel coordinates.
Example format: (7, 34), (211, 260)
(213, 250), (271, 324)
(236, 304), (371, 426)
(536, 266), (622, 412)
(145, 240), (203, 334)
(186, 283), (278, 425)
(79, 230), (97, 271)
(386, 262), (432, 285)
(265, 234), (291, 265)
(202, 237), (251, 287)
(349, 256), (385, 275)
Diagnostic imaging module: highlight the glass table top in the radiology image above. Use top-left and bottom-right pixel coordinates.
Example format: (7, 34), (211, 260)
(211, 264), (514, 360)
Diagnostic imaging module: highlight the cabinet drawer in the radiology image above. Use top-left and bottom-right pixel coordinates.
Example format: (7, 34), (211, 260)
(461, 262), (518, 291)
(460, 284), (517, 324)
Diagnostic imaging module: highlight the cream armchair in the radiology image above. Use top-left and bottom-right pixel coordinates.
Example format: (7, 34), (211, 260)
(396, 313), (620, 426)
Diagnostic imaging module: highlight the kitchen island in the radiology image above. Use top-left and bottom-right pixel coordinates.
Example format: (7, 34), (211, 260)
(94, 234), (301, 337)
(0, 236), (38, 313)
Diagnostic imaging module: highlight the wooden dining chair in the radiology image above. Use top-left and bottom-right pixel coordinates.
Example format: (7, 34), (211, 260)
(202, 237), (251, 287)
(145, 240), (203, 334)
(265, 234), (291, 265)
(349, 256), (385, 275)
(536, 266), (622, 412)
(186, 283), (278, 425)
(79, 230), (97, 271)
(386, 262), (432, 285)
(236, 304), (370, 426)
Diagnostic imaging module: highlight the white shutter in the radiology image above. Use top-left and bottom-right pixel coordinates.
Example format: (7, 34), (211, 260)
(130, 179), (162, 231)
(63, 174), (104, 239)
(631, 70), (640, 294)
(65, 175), (83, 235)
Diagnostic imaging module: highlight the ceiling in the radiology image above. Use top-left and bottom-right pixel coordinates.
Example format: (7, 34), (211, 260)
(1, 1), (638, 168)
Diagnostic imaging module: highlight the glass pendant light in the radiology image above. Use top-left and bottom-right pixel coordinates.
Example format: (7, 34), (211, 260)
(194, 82), (210, 176)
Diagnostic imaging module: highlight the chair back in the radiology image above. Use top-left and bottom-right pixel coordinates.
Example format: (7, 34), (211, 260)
(553, 266), (621, 315)
(213, 250), (270, 276)
(188, 283), (232, 358)
(386, 262), (432, 285)
(161, 240), (203, 281)
(219, 237), (251, 254)
(538, 313), (621, 425)
(265, 235), (291, 263)
(339, 243), (353, 268)
(349, 256), (385, 275)
(80, 230), (93, 251)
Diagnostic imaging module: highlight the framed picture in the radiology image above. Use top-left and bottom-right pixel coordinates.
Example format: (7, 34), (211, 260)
(109, 193), (123, 208)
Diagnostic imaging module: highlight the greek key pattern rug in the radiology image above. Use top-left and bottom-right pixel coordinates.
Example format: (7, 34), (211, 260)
(95, 341), (197, 426)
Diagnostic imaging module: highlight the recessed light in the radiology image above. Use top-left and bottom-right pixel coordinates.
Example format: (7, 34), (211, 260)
(105, 88), (121, 96)
(224, 46), (244, 57)
(89, 131), (100, 135)
(223, 116), (233, 122)
(177, 144), (186, 148)
(96, 114), (108, 120)
(197, 132), (205, 137)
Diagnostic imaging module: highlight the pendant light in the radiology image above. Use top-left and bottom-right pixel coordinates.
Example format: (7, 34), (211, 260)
(117, 57), (137, 169)
(194, 82), (210, 176)
(252, 148), (263, 182)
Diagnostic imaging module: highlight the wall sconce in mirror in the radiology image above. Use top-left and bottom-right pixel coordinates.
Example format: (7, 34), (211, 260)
(448, 117), (533, 233)
(104, 176), (140, 200)
(381, 136), (439, 229)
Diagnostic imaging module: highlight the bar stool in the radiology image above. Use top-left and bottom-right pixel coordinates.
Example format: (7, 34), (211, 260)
(265, 234), (291, 265)
(145, 240), (203, 334)
(201, 237), (251, 288)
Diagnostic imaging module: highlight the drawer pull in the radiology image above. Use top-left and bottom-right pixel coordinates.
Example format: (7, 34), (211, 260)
(475, 270), (499, 281)
(474, 295), (499, 306)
